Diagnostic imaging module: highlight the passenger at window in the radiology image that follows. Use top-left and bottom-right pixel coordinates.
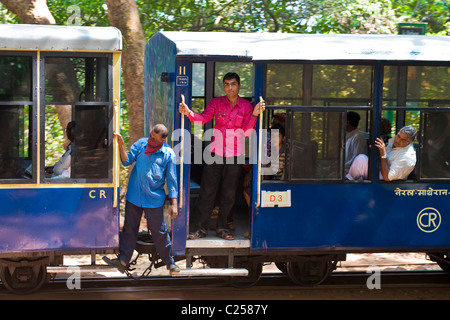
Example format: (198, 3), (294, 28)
(345, 111), (368, 176)
(103, 124), (180, 274)
(264, 124), (286, 180)
(379, 118), (392, 144)
(49, 121), (75, 179)
(179, 72), (265, 240)
(271, 112), (286, 128)
(346, 125), (417, 181)
(264, 113), (286, 176)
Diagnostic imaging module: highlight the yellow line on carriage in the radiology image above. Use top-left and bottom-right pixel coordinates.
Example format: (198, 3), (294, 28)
(0, 183), (114, 189)
(112, 51), (122, 208)
(36, 51), (41, 184)
(0, 48), (122, 54)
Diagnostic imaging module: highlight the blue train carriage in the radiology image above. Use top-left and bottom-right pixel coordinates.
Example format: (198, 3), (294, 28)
(0, 24), (122, 293)
(145, 32), (450, 286)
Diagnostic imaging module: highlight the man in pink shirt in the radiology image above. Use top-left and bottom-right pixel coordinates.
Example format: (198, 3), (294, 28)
(179, 72), (265, 240)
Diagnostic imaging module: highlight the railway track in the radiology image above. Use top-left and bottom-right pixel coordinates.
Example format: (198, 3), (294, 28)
(1, 269), (449, 300)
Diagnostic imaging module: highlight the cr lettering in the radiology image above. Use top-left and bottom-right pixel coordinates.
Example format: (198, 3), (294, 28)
(419, 211), (437, 228)
(89, 190), (107, 199)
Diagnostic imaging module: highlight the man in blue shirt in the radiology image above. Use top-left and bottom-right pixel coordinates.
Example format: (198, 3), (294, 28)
(103, 124), (180, 274)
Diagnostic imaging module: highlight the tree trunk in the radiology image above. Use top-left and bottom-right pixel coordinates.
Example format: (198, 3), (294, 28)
(0, 0), (55, 24)
(0, 0), (73, 131)
(105, 0), (146, 144)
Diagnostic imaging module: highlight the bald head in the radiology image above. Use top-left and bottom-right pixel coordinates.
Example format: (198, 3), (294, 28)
(152, 124), (169, 139)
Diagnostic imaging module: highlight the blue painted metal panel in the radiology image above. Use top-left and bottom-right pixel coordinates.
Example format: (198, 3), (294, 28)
(0, 188), (119, 253)
(172, 60), (191, 255)
(251, 183), (450, 251)
(144, 32), (177, 137)
(144, 33), (188, 255)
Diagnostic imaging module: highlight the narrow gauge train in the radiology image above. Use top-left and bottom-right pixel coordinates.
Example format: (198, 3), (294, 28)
(145, 31), (450, 287)
(1, 25), (449, 294)
(0, 24), (122, 293)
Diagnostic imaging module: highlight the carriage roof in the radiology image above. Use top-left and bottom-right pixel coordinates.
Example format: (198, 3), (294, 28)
(0, 24), (122, 51)
(157, 31), (449, 62)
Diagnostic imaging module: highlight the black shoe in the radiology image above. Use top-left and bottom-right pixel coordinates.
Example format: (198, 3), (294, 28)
(167, 263), (180, 274)
(102, 256), (127, 274)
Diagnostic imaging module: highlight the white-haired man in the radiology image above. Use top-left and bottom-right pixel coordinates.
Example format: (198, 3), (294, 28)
(346, 125), (417, 181)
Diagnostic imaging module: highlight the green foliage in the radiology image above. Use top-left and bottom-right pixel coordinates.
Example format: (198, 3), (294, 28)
(392, 0), (450, 35)
(45, 105), (65, 166)
(1, 1), (448, 36)
(135, 0), (449, 36)
(47, 0), (109, 26)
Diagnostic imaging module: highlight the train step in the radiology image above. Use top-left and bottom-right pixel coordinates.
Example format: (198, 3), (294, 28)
(47, 265), (119, 274)
(171, 268), (248, 277)
(186, 239), (250, 249)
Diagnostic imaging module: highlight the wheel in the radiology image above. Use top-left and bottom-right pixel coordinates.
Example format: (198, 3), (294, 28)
(224, 260), (263, 288)
(286, 259), (332, 286)
(0, 263), (47, 294)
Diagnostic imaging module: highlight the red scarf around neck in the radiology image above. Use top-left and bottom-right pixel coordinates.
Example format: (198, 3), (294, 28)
(145, 137), (164, 156)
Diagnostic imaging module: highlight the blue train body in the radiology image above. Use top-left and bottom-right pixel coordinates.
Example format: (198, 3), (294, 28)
(0, 188), (119, 253)
(0, 24), (122, 293)
(254, 183), (448, 251)
(144, 32), (450, 286)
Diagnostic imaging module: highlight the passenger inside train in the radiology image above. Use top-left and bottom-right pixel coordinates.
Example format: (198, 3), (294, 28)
(46, 120), (76, 179)
(346, 125), (417, 181)
(344, 111), (368, 177)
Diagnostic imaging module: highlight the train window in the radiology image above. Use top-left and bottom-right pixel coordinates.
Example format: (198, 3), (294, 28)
(192, 63), (205, 97)
(43, 55), (112, 182)
(384, 66), (449, 108)
(191, 63), (206, 140)
(291, 111), (344, 180)
(0, 56), (32, 101)
(263, 63), (374, 183)
(312, 65), (372, 107)
(406, 66), (449, 106)
(71, 105), (110, 180)
(44, 57), (109, 103)
(44, 105), (110, 182)
(0, 105), (31, 180)
(0, 55), (33, 181)
(421, 113), (450, 179)
(266, 63), (302, 106)
(382, 64), (450, 182)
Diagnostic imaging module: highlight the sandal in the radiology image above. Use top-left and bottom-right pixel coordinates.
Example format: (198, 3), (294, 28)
(216, 229), (234, 240)
(188, 229), (206, 240)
